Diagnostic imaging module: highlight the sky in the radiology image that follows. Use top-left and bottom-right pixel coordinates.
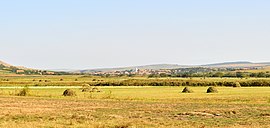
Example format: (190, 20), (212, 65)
(0, 0), (269, 69)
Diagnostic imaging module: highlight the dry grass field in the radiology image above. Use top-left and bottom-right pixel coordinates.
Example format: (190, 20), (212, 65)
(0, 84), (270, 128)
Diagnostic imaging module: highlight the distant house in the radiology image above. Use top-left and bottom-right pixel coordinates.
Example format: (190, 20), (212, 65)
(16, 70), (25, 73)
(45, 71), (55, 75)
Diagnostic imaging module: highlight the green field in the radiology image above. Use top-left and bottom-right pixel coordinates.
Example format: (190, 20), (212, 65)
(0, 79), (270, 128)
(1, 75), (270, 87)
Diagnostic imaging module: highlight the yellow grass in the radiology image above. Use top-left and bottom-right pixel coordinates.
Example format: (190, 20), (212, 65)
(0, 85), (270, 128)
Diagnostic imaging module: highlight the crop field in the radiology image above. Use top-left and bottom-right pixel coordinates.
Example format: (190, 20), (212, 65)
(0, 76), (270, 128)
(1, 75), (270, 87)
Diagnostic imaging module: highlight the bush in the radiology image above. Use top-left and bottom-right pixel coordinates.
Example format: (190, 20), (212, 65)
(17, 86), (30, 96)
(63, 89), (76, 96)
(207, 87), (218, 93)
(182, 87), (194, 93)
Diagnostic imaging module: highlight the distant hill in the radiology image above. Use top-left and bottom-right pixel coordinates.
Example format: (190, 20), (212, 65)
(202, 61), (270, 68)
(2, 60), (270, 74)
(259, 62), (270, 65)
(75, 61), (270, 73)
(76, 64), (190, 73)
(202, 61), (252, 66)
(47, 69), (78, 72)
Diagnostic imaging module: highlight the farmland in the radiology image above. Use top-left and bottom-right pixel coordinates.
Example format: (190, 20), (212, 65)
(1, 75), (270, 87)
(0, 76), (270, 127)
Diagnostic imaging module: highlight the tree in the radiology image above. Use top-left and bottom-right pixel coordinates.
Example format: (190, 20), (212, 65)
(213, 72), (224, 77)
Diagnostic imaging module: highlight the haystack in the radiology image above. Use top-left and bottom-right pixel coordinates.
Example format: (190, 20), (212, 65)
(81, 88), (91, 92)
(182, 87), (194, 93)
(207, 87), (218, 93)
(81, 86), (102, 93)
(63, 89), (76, 96)
(92, 87), (101, 92)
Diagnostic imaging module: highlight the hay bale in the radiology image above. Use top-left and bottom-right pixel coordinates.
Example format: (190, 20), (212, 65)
(91, 87), (102, 92)
(81, 84), (91, 92)
(81, 88), (91, 92)
(207, 87), (218, 93)
(233, 82), (241, 88)
(63, 89), (76, 96)
(92, 87), (99, 92)
(81, 86), (102, 93)
(182, 87), (194, 93)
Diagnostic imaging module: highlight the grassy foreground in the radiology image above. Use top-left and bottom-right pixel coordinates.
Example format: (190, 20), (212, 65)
(0, 86), (270, 128)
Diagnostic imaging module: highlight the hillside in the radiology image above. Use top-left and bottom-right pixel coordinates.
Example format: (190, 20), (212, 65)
(0, 60), (14, 74)
(0, 60), (12, 67)
(0, 60), (58, 75)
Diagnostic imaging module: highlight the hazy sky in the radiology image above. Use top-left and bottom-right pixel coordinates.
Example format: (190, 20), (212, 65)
(0, 0), (269, 69)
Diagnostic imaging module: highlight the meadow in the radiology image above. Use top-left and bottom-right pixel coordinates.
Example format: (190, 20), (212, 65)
(0, 75), (270, 128)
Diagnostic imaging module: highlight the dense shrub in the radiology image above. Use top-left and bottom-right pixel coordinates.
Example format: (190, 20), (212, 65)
(233, 82), (241, 87)
(84, 79), (270, 87)
(239, 80), (270, 87)
(17, 86), (30, 96)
